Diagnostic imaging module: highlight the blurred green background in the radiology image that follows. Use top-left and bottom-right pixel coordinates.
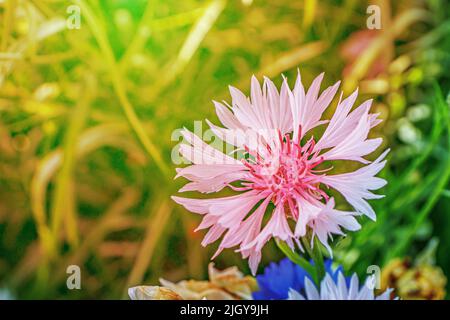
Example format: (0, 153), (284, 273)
(0, 0), (449, 299)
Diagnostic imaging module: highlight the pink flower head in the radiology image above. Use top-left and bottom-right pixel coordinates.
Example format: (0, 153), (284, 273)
(172, 71), (388, 275)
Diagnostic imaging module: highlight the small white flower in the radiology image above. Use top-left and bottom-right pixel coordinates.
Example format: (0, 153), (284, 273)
(288, 271), (395, 300)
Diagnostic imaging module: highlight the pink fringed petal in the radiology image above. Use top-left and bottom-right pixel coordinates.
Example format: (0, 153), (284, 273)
(172, 71), (387, 272)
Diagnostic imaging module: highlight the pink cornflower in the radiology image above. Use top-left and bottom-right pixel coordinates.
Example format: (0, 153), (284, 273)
(172, 71), (388, 274)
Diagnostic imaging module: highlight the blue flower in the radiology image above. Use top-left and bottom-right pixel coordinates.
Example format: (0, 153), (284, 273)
(252, 258), (345, 300)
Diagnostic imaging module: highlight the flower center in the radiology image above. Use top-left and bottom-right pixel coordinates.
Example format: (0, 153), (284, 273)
(242, 133), (327, 209)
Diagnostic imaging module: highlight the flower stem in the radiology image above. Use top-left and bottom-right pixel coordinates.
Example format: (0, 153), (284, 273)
(310, 237), (326, 285)
(275, 239), (316, 279)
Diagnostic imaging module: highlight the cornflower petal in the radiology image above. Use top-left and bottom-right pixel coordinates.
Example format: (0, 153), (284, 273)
(172, 72), (388, 272)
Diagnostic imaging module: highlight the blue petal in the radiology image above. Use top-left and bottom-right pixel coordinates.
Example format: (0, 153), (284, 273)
(252, 258), (349, 300)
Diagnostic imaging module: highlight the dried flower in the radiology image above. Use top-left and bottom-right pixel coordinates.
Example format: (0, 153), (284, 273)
(129, 263), (257, 300)
(381, 258), (447, 300)
(128, 286), (183, 300)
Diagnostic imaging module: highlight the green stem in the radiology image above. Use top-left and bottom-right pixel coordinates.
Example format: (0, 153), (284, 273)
(275, 239), (316, 282)
(300, 236), (313, 256)
(310, 238), (326, 285)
